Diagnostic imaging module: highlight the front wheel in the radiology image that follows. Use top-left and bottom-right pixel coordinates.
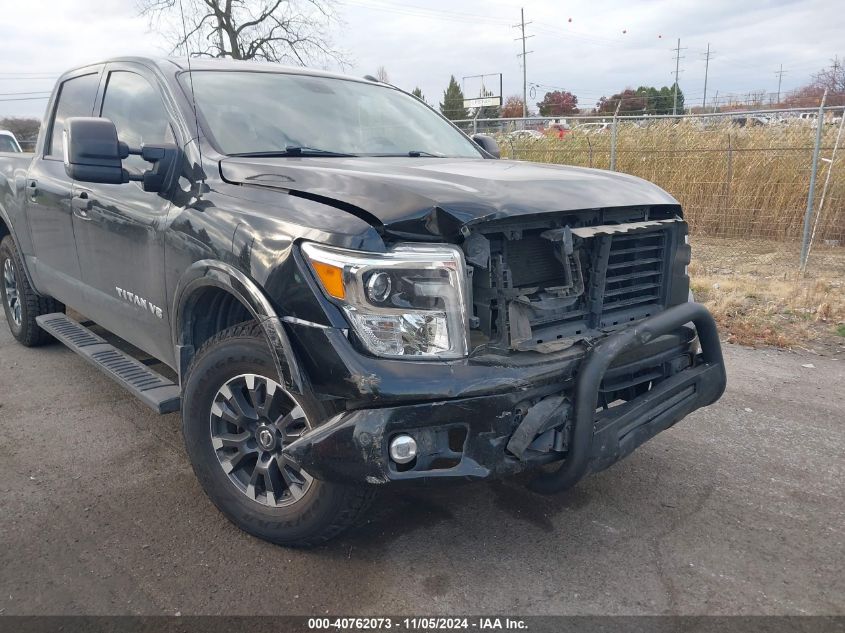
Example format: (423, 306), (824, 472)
(181, 322), (373, 547)
(0, 236), (63, 346)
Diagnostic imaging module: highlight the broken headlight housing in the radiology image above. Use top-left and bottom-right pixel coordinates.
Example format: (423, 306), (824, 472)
(301, 242), (469, 359)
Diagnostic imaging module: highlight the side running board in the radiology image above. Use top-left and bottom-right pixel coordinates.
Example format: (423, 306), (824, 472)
(35, 313), (181, 414)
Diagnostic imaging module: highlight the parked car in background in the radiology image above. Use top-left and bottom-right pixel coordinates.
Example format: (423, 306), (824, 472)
(506, 129), (544, 141)
(731, 115), (768, 127)
(546, 121), (571, 138)
(0, 130), (22, 153)
(574, 122), (611, 133)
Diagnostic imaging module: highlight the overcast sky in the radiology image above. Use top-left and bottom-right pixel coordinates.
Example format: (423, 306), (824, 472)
(0, 0), (842, 120)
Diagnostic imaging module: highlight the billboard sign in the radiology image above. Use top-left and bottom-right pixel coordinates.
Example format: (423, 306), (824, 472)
(463, 96), (502, 109)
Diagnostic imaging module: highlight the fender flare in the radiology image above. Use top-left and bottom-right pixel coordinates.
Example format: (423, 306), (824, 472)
(0, 203), (39, 293)
(172, 259), (305, 395)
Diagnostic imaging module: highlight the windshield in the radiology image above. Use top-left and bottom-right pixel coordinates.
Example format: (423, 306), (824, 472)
(180, 71), (483, 158)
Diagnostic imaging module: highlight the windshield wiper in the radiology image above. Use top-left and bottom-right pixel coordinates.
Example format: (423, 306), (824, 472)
(408, 150), (446, 157)
(229, 146), (358, 158)
(365, 150), (447, 157)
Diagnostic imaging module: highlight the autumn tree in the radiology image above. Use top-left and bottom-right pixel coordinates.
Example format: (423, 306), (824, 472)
(536, 90), (578, 116)
(784, 85), (826, 108)
(501, 95), (525, 118)
(138, 0), (345, 66)
(596, 88), (644, 114)
(439, 76), (469, 121)
(596, 85), (680, 114)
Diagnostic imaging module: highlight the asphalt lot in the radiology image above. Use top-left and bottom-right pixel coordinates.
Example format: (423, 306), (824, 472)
(0, 311), (843, 616)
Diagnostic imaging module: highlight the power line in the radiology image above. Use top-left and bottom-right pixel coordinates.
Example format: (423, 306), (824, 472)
(340, 0), (512, 27)
(0, 96), (50, 102)
(0, 71), (61, 75)
(0, 91), (51, 96)
(0, 76), (58, 81)
(529, 22), (626, 47)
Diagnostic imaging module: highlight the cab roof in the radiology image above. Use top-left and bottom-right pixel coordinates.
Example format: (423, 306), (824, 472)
(62, 56), (377, 86)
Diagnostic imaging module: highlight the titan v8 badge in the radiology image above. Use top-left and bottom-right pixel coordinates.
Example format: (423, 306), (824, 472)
(115, 286), (163, 319)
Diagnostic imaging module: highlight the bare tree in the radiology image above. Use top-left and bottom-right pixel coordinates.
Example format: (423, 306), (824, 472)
(812, 55), (845, 95)
(375, 66), (390, 83)
(138, 0), (347, 67)
(785, 56), (845, 107)
(0, 117), (41, 143)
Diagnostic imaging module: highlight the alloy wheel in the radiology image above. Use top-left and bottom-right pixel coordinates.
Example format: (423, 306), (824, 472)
(2, 258), (21, 327)
(209, 373), (313, 507)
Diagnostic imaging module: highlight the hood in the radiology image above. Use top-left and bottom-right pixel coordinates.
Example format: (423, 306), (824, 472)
(219, 156), (679, 240)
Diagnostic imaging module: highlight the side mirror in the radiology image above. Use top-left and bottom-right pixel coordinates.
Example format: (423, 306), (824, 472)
(63, 117), (124, 184)
(472, 133), (501, 159)
(63, 117), (177, 192)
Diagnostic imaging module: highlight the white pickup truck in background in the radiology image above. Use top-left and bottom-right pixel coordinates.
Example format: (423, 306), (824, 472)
(0, 130), (22, 153)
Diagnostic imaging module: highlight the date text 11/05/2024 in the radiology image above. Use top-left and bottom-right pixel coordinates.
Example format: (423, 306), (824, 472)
(307, 617), (528, 630)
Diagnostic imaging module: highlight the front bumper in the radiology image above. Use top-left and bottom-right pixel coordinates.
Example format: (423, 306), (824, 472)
(284, 303), (726, 490)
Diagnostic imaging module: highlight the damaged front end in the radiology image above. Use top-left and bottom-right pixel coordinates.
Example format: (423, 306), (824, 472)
(284, 302), (724, 490)
(462, 205), (691, 356)
(282, 205), (724, 492)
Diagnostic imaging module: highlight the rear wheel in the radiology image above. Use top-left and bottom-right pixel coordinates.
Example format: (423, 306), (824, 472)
(0, 236), (63, 346)
(181, 322), (373, 547)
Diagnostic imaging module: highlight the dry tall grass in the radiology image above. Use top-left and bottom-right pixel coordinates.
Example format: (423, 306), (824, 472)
(501, 120), (844, 244)
(689, 237), (845, 352)
(500, 127), (845, 349)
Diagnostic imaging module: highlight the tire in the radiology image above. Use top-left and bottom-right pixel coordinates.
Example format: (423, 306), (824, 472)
(181, 322), (373, 547)
(0, 236), (64, 346)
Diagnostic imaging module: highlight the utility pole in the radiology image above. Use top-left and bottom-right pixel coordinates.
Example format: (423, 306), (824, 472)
(516, 8), (530, 117)
(672, 38), (686, 115)
(774, 64), (787, 103)
(702, 43), (714, 109)
(513, 8), (534, 118)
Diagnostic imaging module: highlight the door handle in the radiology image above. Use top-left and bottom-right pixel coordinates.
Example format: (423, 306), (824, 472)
(27, 179), (38, 201)
(72, 192), (92, 218)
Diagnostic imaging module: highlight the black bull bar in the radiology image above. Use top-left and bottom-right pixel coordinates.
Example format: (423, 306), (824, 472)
(529, 301), (726, 493)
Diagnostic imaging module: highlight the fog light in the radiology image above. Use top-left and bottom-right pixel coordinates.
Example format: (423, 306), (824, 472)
(389, 434), (417, 464)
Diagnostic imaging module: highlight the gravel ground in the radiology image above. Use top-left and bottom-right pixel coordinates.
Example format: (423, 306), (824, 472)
(0, 312), (843, 616)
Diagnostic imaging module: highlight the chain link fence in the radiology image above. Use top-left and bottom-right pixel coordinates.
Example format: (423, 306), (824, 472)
(454, 107), (845, 277)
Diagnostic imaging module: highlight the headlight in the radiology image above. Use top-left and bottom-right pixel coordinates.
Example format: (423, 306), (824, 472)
(301, 242), (469, 359)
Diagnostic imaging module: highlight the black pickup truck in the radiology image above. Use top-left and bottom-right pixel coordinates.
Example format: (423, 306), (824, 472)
(0, 57), (726, 546)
